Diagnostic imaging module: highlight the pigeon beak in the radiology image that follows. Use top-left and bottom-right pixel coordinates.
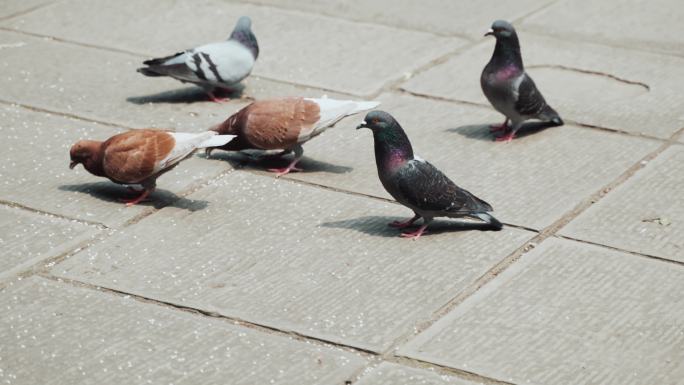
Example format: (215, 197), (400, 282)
(485, 29), (494, 36)
(356, 120), (368, 130)
(69, 161), (78, 169)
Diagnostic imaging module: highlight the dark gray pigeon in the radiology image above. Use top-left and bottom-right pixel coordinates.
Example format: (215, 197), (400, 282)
(481, 20), (563, 142)
(357, 111), (502, 239)
(138, 16), (258, 102)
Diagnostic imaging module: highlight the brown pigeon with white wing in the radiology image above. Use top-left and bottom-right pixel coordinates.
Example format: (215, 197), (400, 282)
(69, 129), (234, 205)
(206, 97), (379, 176)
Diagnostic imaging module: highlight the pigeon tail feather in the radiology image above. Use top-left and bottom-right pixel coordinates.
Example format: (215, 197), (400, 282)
(473, 212), (503, 231)
(197, 133), (236, 148)
(143, 52), (184, 66)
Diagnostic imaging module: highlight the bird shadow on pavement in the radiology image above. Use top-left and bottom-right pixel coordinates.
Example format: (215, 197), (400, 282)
(321, 216), (499, 238)
(58, 182), (209, 211)
(447, 121), (559, 142)
(126, 85), (244, 104)
(200, 151), (353, 175)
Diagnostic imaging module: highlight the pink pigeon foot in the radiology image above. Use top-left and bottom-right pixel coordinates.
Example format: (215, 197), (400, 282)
(268, 158), (303, 177)
(400, 224), (428, 240)
(206, 91), (230, 103)
(119, 189), (151, 206)
(494, 131), (516, 142)
(268, 165), (303, 177)
(489, 119), (510, 132)
(388, 215), (420, 228)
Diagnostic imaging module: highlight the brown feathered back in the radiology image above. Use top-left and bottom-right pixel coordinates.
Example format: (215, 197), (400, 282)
(102, 130), (176, 184)
(213, 97), (321, 150)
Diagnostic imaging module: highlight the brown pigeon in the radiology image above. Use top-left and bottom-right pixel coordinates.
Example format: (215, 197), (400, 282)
(69, 129), (235, 206)
(206, 97), (380, 176)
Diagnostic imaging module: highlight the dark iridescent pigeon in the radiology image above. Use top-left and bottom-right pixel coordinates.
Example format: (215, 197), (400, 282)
(357, 111), (502, 239)
(137, 16), (258, 102)
(481, 20), (563, 142)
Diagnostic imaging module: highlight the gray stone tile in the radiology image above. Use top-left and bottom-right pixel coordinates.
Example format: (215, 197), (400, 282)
(282, 92), (660, 229)
(399, 238), (684, 385)
(0, 104), (234, 228)
(52, 171), (533, 352)
(356, 363), (482, 385)
(0, 206), (98, 279)
(0, 276), (367, 385)
(562, 145), (684, 263)
(402, 34), (684, 139)
(234, 0), (555, 39)
(0, 0), (49, 20)
(0, 30), (273, 131)
(521, 0), (684, 57)
(1, 0), (460, 96)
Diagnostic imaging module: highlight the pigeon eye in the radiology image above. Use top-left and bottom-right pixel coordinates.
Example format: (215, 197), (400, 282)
(372, 119), (380, 124)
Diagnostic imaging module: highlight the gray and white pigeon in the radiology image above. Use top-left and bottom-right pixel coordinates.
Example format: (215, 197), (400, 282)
(481, 20), (563, 142)
(137, 16), (258, 102)
(357, 111), (502, 239)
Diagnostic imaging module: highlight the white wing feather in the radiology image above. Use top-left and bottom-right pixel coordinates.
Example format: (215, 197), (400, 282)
(155, 132), (235, 172)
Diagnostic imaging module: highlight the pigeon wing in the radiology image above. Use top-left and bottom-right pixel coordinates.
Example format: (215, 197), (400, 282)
(242, 98), (320, 149)
(102, 130), (175, 184)
(514, 73), (549, 117)
(396, 159), (493, 214)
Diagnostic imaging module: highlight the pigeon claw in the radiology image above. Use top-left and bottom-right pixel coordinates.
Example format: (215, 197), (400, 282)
(494, 132), (516, 142)
(268, 166), (303, 177)
(119, 189), (151, 206)
(400, 225), (428, 240)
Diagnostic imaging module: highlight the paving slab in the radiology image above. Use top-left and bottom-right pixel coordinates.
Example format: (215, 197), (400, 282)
(234, 0), (555, 39)
(1, 0), (460, 96)
(0, 0), (49, 20)
(562, 145), (684, 263)
(0, 206), (98, 280)
(402, 33), (684, 139)
(356, 362), (482, 385)
(521, 0), (684, 57)
(0, 104), (238, 228)
(399, 238), (684, 385)
(280, 92), (660, 229)
(52, 171), (533, 352)
(0, 276), (367, 385)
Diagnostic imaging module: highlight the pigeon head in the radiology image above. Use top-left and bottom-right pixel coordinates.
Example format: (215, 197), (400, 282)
(484, 20), (522, 69)
(356, 110), (397, 132)
(69, 140), (103, 173)
(485, 20), (516, 38)
(230, 16), (259, 59)
(358, 111), (414, 164)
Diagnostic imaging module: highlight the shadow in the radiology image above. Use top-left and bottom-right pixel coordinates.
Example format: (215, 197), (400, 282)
(201, 150), (353, 175)
(58, 182), (209, 212)
(126, 84), (245, 104)
(321, 215), (499, 238)
(447, 121), (560, 142)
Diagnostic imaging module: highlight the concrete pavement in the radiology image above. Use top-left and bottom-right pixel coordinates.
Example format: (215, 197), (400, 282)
(1, 0), (683, 384)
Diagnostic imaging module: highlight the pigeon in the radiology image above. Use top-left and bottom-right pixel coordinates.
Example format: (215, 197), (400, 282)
(207, 97), (380, 176)
(69, 129), (235, 206)
(481, 20), (563, 142)
(357, 111), (502, 239)
(137, 16), (258, 102)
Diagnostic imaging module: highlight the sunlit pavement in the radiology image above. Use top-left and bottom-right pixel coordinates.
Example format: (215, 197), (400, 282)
(1, 1), (683, 384)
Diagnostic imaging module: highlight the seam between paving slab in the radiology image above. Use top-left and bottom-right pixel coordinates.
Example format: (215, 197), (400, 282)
(0, 1), (55, 23)
(33, 273), (515, 385)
